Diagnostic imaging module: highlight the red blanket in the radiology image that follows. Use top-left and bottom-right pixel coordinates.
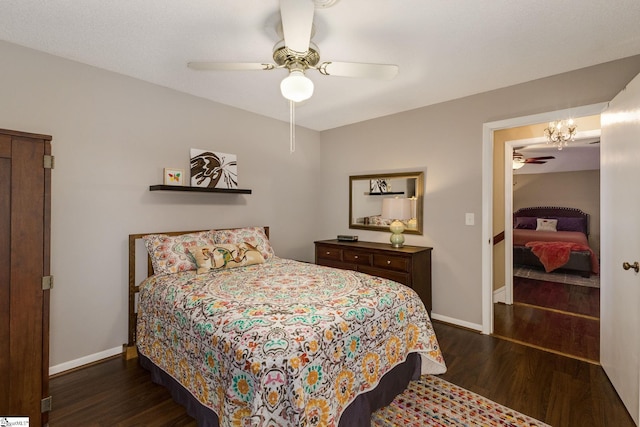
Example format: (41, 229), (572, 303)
(525, 241), (596, 273)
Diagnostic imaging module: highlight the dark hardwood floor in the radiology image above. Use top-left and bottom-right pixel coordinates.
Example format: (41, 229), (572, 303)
(493, 276), (600, 363)
(436, 322), (632, 427)
(49, 321), (633, 427)
(512, 276), (600, 318)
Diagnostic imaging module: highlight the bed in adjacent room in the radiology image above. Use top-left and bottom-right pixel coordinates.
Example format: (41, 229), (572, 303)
(127, 226), (446, 427)
(512, 206), (599, 277)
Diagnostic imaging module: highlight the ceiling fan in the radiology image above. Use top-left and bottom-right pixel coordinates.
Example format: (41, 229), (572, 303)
(512, 151), (555, 169)
(187, 0), (399, 103)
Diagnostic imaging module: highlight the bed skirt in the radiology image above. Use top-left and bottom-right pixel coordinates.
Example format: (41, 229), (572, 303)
(139, 351), (421, 427)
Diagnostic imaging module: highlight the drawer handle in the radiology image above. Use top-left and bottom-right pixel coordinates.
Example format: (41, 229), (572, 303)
(326, 251), (331, 255)
(354, 255), (358, 259)
(387, 260), (391, 265)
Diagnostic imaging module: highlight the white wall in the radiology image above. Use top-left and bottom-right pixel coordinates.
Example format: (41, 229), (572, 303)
(319, 55), (640, 327)
(0, 41), (322, 369)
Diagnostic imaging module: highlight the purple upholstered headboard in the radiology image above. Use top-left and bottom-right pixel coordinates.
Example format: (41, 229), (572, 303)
(513, 206), (589, 236)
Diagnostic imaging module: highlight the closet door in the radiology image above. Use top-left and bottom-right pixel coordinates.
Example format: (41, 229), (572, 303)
(0, 129), (52, 426)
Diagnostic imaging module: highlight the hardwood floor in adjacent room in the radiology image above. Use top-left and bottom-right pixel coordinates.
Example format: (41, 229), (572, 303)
(493, 276), (600, 363)
(48, 321), (633, 427)
(511, 275), (600, 317)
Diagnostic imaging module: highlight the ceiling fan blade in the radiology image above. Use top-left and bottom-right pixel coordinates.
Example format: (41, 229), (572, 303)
(525, 160), (547, 164)
(317, 61), (399, 80)
(187, 62), (277, 71)
(280, 0), (314, 53)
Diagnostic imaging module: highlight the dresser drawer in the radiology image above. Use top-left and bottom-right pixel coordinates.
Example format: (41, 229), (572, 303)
(359, 266), (410, 286)
(314, 240), (432, 313)
(319, 259), (356, 272)
(344, 250), (372, 266)
(316, 245), (343, 262)
(373, 254), (409, 272)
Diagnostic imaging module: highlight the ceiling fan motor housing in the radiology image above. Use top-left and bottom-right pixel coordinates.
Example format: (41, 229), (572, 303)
(273, 40), (320, 70)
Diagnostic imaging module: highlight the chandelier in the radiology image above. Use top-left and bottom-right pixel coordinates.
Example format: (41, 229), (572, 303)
(543, 119), (577, 150)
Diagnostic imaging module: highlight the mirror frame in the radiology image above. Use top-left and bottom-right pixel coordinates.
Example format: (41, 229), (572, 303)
(349, 171), (424, 235)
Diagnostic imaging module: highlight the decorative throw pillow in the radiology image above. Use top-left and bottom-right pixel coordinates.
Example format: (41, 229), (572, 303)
(536, 218), (558, 232)
(188, 242), (265, 274)
(212, 226), (275, 260)
(555, 217), (586, 233)
(514, 217), (537, 230)
(143, 231), (216, 275)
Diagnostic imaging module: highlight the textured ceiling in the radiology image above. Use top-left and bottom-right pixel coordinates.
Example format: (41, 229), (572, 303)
(1, 1), (640, 131)
(514, 137), (601, 175)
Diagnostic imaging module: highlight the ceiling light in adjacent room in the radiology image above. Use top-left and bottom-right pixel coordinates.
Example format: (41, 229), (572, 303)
(544, 119), (577, 150)
(512, 159), (525, 170)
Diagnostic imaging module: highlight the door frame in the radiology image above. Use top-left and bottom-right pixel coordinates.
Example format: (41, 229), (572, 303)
(481, 102), (608, 334)
(503, 129), (602, 305)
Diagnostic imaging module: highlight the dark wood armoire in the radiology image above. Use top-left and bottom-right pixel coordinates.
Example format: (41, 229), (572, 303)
(0, 128), (52, 425)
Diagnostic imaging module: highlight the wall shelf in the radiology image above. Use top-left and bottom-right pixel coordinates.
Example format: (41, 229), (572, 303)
(367, 191), (405, 196)
(149, 185), (252, 194)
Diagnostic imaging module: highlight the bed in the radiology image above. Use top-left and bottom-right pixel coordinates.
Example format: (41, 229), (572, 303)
(127, 226), (446, 427)
(512, 207), (599, 277)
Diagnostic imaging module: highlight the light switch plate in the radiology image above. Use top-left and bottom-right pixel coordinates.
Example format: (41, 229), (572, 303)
(465, 213), (475, 226)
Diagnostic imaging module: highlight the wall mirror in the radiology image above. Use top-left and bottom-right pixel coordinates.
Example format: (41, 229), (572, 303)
(349, 171), (424, 234)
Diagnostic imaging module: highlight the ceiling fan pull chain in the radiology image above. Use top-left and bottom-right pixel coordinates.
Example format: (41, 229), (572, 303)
(290, 100), (296, 154)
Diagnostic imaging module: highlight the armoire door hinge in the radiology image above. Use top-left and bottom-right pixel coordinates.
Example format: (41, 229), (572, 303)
(42, 275), (54, 290)
(41, 395), (53, 412)
(44, 154), (55, 169)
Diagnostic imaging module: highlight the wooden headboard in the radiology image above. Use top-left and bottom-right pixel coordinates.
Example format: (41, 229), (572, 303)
(513, 206), (589, 235)
(126, 226), (270, 356)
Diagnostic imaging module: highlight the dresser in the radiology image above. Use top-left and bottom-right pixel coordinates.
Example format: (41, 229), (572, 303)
(314, 240), (433, 313)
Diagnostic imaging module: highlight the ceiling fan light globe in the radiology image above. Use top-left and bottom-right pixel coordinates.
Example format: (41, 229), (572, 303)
(512, 160), (525, 170)
(280, 70), (314, 102)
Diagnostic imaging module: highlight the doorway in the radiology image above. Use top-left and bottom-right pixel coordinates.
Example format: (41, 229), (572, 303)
(493, 131), (601, 362)
(480, 103), (607, 336)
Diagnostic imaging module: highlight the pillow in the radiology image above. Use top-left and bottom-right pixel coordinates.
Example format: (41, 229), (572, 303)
(555, 217), (586, 233)
(212, 227), (275, 260)
(143, 231), (216, 275)
(536, 218), (558, 232)
(514, 217), (537, 230)
(189, 243), (265, 274)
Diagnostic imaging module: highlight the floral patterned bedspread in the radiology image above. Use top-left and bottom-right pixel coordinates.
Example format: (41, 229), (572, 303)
(137, 257), (446, 427)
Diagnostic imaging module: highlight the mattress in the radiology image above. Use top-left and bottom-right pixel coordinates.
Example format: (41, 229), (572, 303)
(513, 229), (590, 247)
